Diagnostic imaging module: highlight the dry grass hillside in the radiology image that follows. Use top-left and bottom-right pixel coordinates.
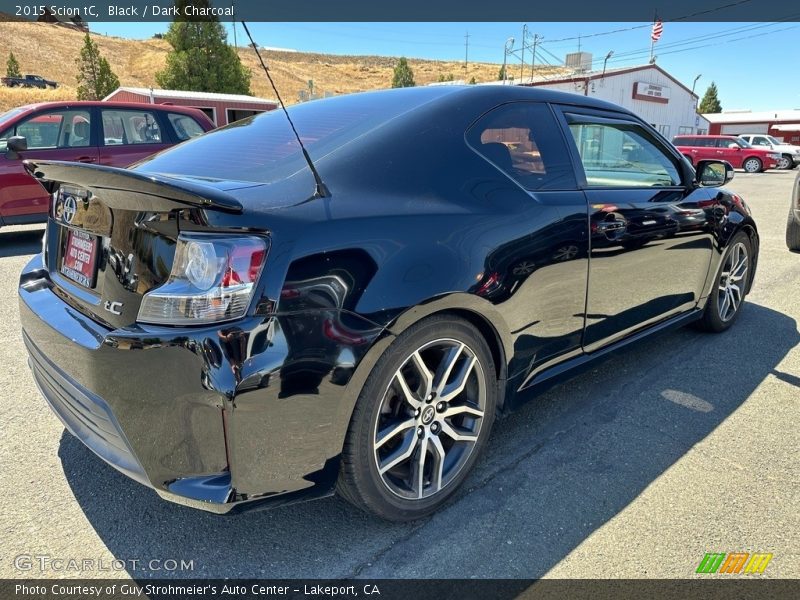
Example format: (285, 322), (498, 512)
(0, 21), (566, 111)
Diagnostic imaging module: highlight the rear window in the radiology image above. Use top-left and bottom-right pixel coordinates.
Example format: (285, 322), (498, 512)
(135, 88), (458, 184)
(168, 112), (206, 141)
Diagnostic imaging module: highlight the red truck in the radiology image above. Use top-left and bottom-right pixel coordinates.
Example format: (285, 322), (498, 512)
(672, 134), (780, 174)
(0, 101), (214, 228)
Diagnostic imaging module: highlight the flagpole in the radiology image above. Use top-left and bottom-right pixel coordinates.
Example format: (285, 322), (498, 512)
(649, 10), (657, 63)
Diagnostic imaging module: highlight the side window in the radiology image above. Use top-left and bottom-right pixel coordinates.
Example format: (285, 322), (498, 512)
(11, 110), (91, 149)
(567, 117), (681, 187)
(752, 136), (769, 146)
(168, 113), (206, 141)
(101, 109), (162, 146)
(466, 102), (576, 191)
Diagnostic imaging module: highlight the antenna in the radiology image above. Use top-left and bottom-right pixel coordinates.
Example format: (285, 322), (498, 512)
(241, 21), (330, 199)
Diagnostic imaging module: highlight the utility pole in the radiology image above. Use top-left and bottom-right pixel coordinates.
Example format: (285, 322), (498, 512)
(231, 0), (237, 49)
(519, 24), (528, 81)
(529, 33), (541, 79)
(464, 31), (470, 75)
(502, 37), (514, 85)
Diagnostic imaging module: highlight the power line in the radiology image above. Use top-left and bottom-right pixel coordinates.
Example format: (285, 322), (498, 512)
(539, 18), (800, 71)
(524, 21), (799, 87)
(541, 0), (756, 44)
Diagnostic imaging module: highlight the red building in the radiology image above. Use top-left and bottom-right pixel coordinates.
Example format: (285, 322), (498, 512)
(703, 110), (800, 144)
(103, 87), (278, 127)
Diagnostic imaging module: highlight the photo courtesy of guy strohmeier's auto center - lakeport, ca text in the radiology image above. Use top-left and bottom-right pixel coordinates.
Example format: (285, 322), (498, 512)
(0, 1), (798, 599)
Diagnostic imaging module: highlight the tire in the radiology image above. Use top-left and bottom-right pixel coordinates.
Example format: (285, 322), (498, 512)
(338, 315), (497, 521)
(697, 231), (752, 333)
(778, 155), (794, 170)
(743, 157), (762, 173)
(787, 207), (800, 252)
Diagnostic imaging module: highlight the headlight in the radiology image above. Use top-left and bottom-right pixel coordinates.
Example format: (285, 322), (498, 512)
(138, 234), (267, 325)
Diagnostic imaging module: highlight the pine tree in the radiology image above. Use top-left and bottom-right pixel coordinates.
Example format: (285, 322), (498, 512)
(156, 0), (251, 95)
(469, 76), (477, 85)
(6, 52), (21, 79)
(498, 65), (506, 80)
(75, 34), (120, 100)
(392, 57), (415, 88)
(699, 82), (722, 114)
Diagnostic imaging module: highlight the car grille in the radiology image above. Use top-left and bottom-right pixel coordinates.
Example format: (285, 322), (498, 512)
(23, 332), (150, 487)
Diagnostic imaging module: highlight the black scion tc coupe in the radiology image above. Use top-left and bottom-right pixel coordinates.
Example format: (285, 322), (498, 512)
(19, 86), (758, 521)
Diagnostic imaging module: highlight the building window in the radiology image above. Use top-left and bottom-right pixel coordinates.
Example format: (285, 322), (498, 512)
(696, 128), (708, 135)
(678, 126), (693, 135)
(656, 124), (671, 138)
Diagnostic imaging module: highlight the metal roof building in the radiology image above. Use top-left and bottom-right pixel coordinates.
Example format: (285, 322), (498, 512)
(103, 87), (278, 127)
(702, 110), (800, 143)
(499, 62), (709, 141)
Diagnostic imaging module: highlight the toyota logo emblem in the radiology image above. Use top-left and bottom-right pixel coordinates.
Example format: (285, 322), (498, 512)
(62, 196), (77, 224)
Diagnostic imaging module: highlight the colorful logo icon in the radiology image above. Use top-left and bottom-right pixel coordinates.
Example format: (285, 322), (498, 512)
(696, 552), (773, 574)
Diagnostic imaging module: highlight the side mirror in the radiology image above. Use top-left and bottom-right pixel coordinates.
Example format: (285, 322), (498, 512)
(6, 135), (27, 160)
(696, 160), (734, 187)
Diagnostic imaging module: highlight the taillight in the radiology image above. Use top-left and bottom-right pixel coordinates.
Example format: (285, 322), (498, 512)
(138, 234), (267, 325)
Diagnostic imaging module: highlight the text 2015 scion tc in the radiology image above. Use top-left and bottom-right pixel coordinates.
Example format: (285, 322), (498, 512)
(19, 86), (757, 521)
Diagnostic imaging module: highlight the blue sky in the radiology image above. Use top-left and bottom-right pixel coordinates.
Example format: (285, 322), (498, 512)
(92, 21), (799, 111)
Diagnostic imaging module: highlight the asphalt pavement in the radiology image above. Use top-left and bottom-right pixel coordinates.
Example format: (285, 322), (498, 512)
(0, 170), (797, 580)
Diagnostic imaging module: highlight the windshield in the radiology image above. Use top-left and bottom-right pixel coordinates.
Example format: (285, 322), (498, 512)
(0, 107), (27, 128)
(767, 136), (782, 145)
(136, 87), (458, 185)
(735, 138), (752, 148)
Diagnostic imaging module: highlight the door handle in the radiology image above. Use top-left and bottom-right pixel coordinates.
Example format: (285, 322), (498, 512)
(76, 156), (96, 163)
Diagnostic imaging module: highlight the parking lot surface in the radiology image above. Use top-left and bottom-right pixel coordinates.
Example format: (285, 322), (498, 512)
(0, 170), (797, 579)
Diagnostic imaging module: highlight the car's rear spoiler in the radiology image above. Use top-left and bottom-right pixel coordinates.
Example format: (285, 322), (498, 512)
(23, 160), (243, 214)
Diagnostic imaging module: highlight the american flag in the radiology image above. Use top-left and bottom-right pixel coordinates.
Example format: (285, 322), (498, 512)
(651, 19), (663, 42)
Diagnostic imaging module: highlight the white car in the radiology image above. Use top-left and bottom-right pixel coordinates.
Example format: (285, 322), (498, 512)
(739, 134), (800, 170)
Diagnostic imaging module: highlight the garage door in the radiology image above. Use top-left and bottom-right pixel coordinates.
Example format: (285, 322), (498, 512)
(721, 123), (768, 135)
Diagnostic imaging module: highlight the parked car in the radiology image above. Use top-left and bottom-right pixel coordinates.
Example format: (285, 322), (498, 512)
(1, 74), (58, 89)
(19, 86), (758, 521)
(787, 172), (800, 251)
(0, 101), (214, 228)
(672, 134), (780, 173)
(738, 133), (800, 170)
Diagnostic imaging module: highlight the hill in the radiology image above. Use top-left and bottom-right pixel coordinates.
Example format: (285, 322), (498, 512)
(0, 21), (566, 112)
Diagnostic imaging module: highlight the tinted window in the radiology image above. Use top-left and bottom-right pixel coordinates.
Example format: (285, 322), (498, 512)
(1, 110), (91, 150)
(568, 118), (680, 187)
(466, 102), (576, 191)
(102, 109), (162, 145)
(168, 113), (206, 141)
(673, 136), (693, 146)
(136, 87), (461, 184)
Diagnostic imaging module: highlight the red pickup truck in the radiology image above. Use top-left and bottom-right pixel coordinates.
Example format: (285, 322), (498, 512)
(0, 101), (214, 228)
(672, 134), (780, 174)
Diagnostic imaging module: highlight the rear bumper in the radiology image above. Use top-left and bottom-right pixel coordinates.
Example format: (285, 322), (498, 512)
(19, 254), (383, 514)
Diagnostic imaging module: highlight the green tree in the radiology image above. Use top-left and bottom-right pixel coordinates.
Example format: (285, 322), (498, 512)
(392, 57), (415, 88)
(699, 82), (722, 114)
(156, 0), (250, 94)
(6, 51), (20, 79)
(75, 34), (120, 100)
(498, 65), (506, 80)
(437, 73), (454, 83)
(469, 76), (477, 85)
